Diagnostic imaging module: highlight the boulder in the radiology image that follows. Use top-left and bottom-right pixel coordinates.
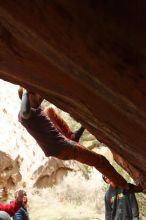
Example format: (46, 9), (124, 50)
(0, 151), (22, 188)
(0, 0), (146, 187)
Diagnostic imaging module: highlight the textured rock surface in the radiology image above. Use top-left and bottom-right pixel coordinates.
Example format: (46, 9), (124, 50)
(32, 157), (85, 188)
(0, 151), (21, 188)
(0, 1), (146, 187)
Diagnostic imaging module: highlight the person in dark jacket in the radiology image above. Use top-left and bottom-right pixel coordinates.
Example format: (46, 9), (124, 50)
(13, 192), (29, 220)
(18, 87), (128, 188)
(103, 175), (141, 220)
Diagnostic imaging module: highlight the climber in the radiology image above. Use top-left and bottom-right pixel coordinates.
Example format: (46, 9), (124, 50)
(18, 87), (128, 188)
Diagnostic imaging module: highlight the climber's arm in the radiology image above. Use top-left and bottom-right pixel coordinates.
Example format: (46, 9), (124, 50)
(19, 90), (31, 119)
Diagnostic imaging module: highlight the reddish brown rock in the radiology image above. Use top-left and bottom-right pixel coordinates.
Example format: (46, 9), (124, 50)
(0, 1), (146, 188)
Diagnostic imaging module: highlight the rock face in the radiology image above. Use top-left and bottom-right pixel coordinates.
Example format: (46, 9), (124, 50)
(0, 151), (21, 188)
(32, 157), (85, 188)
(0, 1), (146, 187)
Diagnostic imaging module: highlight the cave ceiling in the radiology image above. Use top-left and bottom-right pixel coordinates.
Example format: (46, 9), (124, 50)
(0, 0), (146, 186)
